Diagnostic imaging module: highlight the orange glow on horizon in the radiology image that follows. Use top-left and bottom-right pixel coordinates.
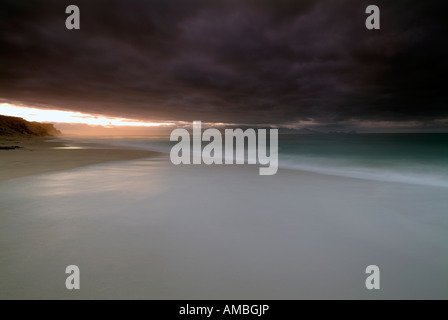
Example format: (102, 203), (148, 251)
(0, 103), (174, 127)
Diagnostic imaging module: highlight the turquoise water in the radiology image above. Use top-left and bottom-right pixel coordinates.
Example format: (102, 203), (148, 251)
(278, 134), (448, 187)
(63, 133), (448, 187)
(280, 134), (448, 167)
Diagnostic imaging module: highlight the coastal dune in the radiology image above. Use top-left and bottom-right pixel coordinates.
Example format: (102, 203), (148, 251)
(0, 114), (61, 137)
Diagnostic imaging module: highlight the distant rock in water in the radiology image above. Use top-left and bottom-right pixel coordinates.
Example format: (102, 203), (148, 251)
(0, 115), (61, 137)
(0, 146), (21, 150)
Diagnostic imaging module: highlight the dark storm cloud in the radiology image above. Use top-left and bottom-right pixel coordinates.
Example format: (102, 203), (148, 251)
(0, 0), (447, 125)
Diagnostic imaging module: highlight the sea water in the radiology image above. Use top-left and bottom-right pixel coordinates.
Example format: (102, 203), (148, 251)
(66, 133), (448, 187)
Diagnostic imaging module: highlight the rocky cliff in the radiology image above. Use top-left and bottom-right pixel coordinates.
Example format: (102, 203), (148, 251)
(0, 115), (61, 136)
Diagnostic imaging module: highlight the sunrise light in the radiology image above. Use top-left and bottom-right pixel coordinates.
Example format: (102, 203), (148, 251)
(0, 103), (174, 127)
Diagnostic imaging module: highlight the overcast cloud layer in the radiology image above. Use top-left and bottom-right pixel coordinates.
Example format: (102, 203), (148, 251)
(0, 0), (447, 129)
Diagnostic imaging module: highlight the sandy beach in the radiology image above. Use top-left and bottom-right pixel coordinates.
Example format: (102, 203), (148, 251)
(0, 138), (447, 299)
(0, 136), (158, 182)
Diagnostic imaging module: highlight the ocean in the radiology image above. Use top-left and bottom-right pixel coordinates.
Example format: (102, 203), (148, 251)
(66, 133), (448, 187)
(279, 133), (448, 187)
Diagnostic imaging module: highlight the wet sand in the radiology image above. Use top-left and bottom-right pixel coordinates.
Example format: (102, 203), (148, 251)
(1, 157), (447, 299)
(0, 136), (158, 182)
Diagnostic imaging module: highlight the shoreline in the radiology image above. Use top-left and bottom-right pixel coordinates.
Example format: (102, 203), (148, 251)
(1, 146), (447, 299)
(0, 136), (159, 182)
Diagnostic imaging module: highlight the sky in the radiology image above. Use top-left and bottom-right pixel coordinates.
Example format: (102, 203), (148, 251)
(0, 0), (447, 132)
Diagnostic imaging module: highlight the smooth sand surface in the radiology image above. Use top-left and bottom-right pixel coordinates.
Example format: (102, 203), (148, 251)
(0, 136), (158, 182)
(0, 156), (447, 299)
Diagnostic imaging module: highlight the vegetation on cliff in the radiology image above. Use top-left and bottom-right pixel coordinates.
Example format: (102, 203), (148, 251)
(0, 115), (61, 137)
